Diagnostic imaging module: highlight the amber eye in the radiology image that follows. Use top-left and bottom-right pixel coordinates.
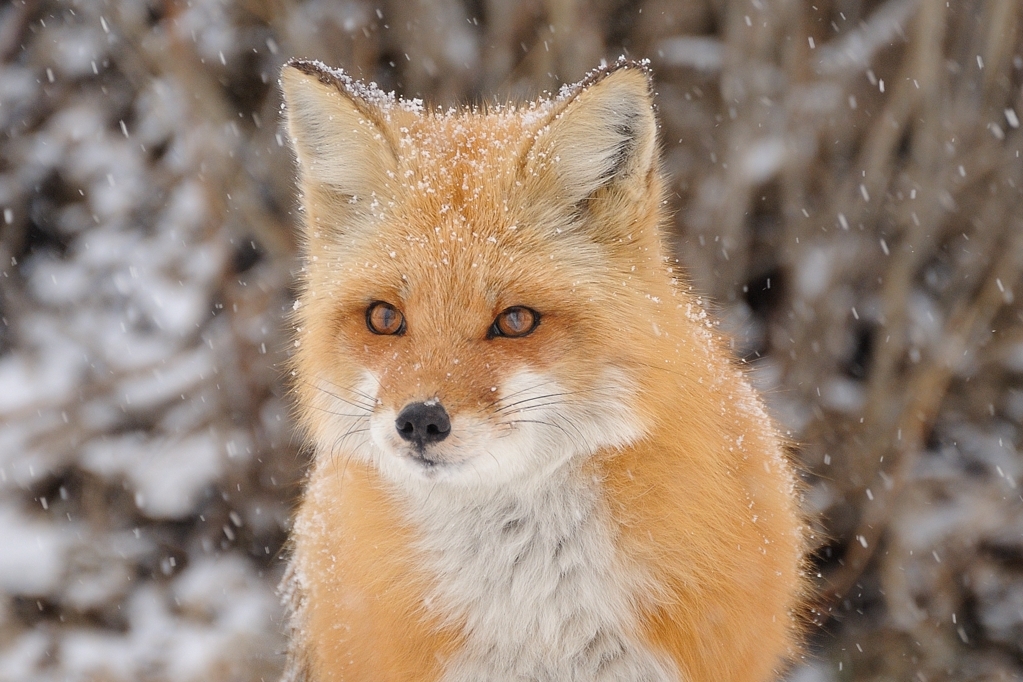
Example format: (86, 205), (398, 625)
(366, 301), (405, 335)
(490, 306), (540, 338)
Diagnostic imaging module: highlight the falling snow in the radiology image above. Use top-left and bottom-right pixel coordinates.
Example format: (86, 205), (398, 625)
(2, 2), (1023, 682)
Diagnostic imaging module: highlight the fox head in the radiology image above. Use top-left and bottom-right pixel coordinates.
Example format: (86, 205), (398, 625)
(281, 59), (670, 490)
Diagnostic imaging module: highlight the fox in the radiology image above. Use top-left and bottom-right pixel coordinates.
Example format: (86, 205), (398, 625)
(278, 56), (805, 682)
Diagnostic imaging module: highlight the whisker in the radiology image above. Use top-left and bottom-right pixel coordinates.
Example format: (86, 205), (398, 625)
(492, 385), (620, 414)
(497, 400), (570, 414)
(328, 419), (371, 484)
(301, 403), (374, 419)
(306, 386), (375, 413)
(337, 420), (371, 451)
(316, 377), (379, 405)
(482, 448), (502, 472)
(497, 378), (560, 402)
(494, 391), (573, 413)
(300, 378), (378, 404)
(504, 418), (575, 440)
(327, 432), (349, 480)
(341, 440), (365, 476)
(423, 477), (440, 505)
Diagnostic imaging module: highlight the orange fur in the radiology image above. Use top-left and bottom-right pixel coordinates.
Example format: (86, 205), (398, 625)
(280, 58), (805, 682)
(293, 460), (461, 681)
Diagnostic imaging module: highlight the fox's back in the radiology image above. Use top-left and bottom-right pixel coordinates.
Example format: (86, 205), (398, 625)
(280, 59), (805, 682)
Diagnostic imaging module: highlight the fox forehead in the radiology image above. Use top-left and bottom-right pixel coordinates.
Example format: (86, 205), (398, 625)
(394, 109), (537, 168)
(334, 226), (580, 329)
(384, 118), (551, 238)
(324, 134), (596, 311)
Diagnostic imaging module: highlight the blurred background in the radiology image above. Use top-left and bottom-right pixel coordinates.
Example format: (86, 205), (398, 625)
(1, 0), (1022, 680)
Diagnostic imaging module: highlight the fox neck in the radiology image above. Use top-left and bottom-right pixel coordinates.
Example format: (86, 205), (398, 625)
(403, 459), (679, 682)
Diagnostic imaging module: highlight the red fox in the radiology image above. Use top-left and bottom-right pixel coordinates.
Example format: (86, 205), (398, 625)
(279, 57), (805, 682)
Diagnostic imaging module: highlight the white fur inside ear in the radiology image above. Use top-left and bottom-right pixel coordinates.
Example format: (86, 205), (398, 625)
(528, 69), (656, 203)
(280, 67), (397, 199)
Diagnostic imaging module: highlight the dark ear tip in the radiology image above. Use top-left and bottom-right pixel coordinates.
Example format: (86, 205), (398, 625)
(568, 56), (654, 99)
(609, 55), (654, 80)
(281, 59), (349, 87)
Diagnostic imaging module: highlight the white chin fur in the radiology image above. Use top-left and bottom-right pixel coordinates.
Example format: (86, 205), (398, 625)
(310, 370), (676, 680)
(349, 368), (645, 490)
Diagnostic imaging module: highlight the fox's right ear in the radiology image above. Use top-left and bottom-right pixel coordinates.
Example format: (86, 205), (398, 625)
(522, 62), (658, 207)
(280, 61), (398, 202)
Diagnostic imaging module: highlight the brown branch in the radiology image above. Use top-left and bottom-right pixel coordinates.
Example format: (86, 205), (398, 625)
(823, 224), (1023, 602)
(0, 0), (38, 62)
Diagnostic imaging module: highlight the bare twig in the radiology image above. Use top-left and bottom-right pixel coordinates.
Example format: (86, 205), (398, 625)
(823, 224), (1023, 602)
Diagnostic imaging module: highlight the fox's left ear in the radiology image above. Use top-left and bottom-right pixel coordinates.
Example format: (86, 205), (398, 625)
(522, 62), (657, 206)
(280, 60), (399, 205)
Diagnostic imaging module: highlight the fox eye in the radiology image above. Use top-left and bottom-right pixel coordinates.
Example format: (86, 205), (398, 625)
(490, 306), (539, 338)
(366, 301), (405, 335)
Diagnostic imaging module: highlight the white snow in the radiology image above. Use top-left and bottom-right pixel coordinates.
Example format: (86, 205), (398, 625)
(795, 246), (833, 300)
(0, 504), (71, 595)
(653, 36), (723, 72)
(0, 631), (51, 682)
(740, 137), (786, 184)
(82, 432), (223, 519)
(0, 335), (83, 414)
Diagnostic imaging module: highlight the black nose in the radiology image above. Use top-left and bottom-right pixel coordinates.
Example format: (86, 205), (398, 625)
(395, 401), (451, 447)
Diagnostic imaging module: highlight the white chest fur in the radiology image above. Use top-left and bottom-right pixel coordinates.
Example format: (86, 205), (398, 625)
(406, 466), (680, 682)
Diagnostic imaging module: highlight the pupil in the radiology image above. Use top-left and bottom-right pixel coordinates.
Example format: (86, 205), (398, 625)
(491, 307), (537, 338)
(504, 308), (531, 334)
(369, 303), (401, 334)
